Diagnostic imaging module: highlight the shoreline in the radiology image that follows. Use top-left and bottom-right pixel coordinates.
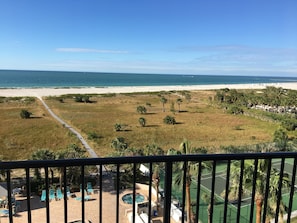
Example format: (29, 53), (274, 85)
(0, 82), (297, 97)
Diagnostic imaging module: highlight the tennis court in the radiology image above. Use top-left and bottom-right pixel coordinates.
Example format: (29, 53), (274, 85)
(189, 159), (297, 223)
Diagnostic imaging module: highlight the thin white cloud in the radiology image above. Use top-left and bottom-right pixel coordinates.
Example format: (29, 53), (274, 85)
(56, 48), (128, 54)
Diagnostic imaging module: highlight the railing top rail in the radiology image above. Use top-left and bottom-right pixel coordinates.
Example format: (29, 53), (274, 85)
(1, 152), (297, 169)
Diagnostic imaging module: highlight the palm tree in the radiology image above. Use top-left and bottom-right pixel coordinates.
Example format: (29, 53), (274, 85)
(201, 193), (217, 223)
(167, 140), (206, 223)
(31, 149), (55, 180)
(144, 144), (164, 156)
(56, 149), (68, 188)
(152, 165), (160, 204)
(266, 167), (290, 223)
(160, 97), (167, 112)
(110, 137), (128, 153)
(273, 128), (289, 151)
(61, 144), (87, 186)
(230, 159), (290, 223)
(176, 98), (183, 112)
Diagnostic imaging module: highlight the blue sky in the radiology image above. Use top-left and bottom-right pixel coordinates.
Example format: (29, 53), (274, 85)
(0, 1), (297, 76)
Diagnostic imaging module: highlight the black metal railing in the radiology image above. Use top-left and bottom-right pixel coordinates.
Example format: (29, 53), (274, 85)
(0, 152), (297, 223)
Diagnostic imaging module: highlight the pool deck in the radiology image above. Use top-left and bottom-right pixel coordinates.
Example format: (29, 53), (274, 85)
(0, 177), (165, 223)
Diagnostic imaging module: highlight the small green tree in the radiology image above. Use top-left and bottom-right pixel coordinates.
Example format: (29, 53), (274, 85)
(137, 105), (147, 114)
(20, 109), (31, 119)
(160, 97), (168, 112)
(273, 128), (289, 151)
(31, 149), (55, 181)
(74, 95), (91, 103)
(163, 115), (176, 125)
(111, 137), (128, 152)
(170, 102), (176, 113)
(176, 98), (183, 112)
(228, 106), (243, 115)
(138, 117), (146, 127)
(185, 93), (191, 102)
(114, 123), (122, 131)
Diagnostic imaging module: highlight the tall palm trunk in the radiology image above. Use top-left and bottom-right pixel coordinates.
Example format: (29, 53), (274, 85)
(59, 167), (64, 188)
(186, 181), (192, 223)
(155, 180), (159, 204)
(256, 194), (263, 223)
(207, 204), (211, 223)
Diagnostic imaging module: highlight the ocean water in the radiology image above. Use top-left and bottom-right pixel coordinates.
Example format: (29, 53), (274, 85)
(0, 70), (297, 88)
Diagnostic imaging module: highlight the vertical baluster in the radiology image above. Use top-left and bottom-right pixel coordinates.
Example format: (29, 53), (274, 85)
(274, 158), (285, 223)
(63, 166), (68, 223)
(164, 161), (172, 223)
(26, 167), (32, 223)
(45, 167), (50, 223)
(236, 160), (244, 223)
(148, 162), (153, 223)
(249, 159), (258, 223)
(262, 158), (272, 223)
(223, 160), (231, 223)
(287, 157), (297, 223)
(210, 160), (216, 223)
(195, 162), (202, 223)
(116, 164), (120, 223)
(81, 165), (85, 223)
(6, 169), (13, 223)
(181, 161), (187, 223)
(99, 164), (103, 223)
(132, 162), (136, 223)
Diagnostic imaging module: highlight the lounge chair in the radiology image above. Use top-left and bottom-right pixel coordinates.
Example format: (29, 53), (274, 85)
(75, 190), (90, 201)
(87, 182), (94, 194)
(40, 190), (46, 202)
(66, 186), (72, 198)
(49, 189), (55, 201)
(0, 208), (9, 216)
(56, 188), (63, 200)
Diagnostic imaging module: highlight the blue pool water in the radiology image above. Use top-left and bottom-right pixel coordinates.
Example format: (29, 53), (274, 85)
(122, 193), (145, 204)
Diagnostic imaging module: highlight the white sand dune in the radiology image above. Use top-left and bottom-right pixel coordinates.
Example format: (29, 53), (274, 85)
(0, 83), (297, 97)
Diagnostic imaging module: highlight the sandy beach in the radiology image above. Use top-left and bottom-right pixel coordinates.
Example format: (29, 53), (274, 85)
(0, 82), (297, 97)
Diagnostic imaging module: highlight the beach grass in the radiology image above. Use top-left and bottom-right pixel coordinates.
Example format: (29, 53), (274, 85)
(42, 90), (278, 157)
(0, 90), (281, 160)
(0, 97), (80, 160)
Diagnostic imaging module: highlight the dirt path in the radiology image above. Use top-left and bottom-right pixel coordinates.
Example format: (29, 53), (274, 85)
(37, 97), (106, 172)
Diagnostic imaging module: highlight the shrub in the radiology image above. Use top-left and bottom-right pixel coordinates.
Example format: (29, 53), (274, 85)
(228, 106), (244, 115)
(281, 119), (297, 131)
(138, 117), (146, 127)
(114, 123), (122, 131)
(111, 137), (128, 150)
(163, 115), (176, 125)
(136, 106), (147, 114)
(20, 109), (32, 119)
(74, 95), (91, 103)
(87, 132), (101, 140)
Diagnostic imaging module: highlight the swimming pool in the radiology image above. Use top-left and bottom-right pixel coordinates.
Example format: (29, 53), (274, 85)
(122, 193), (145, 204)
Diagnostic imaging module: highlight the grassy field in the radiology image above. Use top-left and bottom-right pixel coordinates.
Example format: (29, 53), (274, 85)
(0, 97), (80, 160)
(0, 90), (281, 160)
